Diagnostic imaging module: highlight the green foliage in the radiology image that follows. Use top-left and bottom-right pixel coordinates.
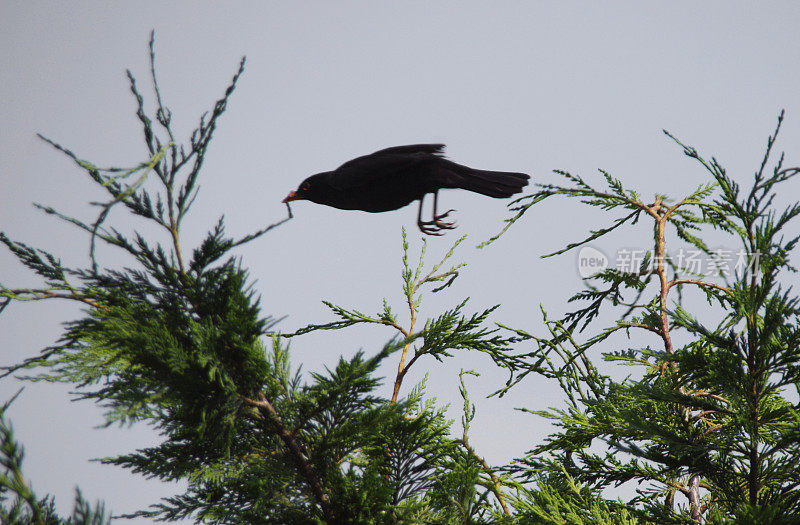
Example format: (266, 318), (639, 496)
(2, 33), (799, 524)
(504, 467), (640, 525)
(289, 228), (516, 403)
(0, 392), (110, 525)
(494, 111), (800, 523)
(0, 34), (514, 523)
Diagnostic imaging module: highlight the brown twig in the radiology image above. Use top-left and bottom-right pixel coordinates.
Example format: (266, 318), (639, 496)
(668, 278), (731, 294)
(241, 392), (335, 522)
(3, 288), (105, 310)
(460, 438), (511, 516)
(392, 290), (417, 403)
(640, 194), (708, 521)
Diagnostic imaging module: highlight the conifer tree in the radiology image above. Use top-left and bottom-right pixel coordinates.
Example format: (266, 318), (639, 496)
(0, 34), (516, 523)
(493, 112), (800, 523)
(2, 33), (799, 524)
(0, 390), (110, 524)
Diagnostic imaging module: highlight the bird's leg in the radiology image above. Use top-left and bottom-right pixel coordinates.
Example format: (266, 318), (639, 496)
(417, 195), (444, 235)
(416, 191), (457, 235)
(430, 191), (456, 229)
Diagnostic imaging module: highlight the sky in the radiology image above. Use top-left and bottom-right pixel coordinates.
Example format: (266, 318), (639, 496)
(2, 2), (800, 521)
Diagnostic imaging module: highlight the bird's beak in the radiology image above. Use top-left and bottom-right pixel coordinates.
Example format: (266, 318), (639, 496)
(282, 190), (299, 203)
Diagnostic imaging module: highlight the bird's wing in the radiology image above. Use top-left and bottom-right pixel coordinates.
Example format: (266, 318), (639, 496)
(329, 145), (445, 189)
(370, 144), (446, 157)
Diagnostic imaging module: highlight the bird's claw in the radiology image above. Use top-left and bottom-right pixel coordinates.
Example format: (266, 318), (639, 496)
(418, 210), (458, 236)
(418, 221), (445, 236)
(418, 221), (446, 235)
(432, 209), (457, 230)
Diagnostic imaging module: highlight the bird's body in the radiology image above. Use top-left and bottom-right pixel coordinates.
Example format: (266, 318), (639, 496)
(283, 144), (529, 234)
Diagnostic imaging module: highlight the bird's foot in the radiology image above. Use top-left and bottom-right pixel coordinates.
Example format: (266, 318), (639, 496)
(418, 220), (445, 236)
(417, 210), (457, 236)
(417, 221), (454, 236)
(434, 209), (456, 229)
(436, 209), (456, 220)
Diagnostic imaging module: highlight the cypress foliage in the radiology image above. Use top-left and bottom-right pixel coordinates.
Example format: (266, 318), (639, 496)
(493, 112), (800, 523)
(0, 391), (110, 524)
(0, 35), (514, 523)
(2, 34), (799, 524)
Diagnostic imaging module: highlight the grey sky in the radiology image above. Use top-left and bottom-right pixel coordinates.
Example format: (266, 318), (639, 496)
(2, 2), (800, 521)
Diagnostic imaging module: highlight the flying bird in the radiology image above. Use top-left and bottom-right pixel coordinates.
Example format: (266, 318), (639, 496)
(282, 144), (529, 235)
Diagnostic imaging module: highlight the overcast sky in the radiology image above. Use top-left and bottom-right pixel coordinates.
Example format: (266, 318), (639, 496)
(2, 2), (800, 521)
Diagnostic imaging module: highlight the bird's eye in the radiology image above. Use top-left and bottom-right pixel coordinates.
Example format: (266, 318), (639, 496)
(301, 182), (311, 191)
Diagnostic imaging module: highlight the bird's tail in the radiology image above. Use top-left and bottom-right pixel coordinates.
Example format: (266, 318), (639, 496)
(449, 166), (530, 198)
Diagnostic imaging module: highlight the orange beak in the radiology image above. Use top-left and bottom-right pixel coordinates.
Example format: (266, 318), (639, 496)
(282, 190), (298, 203)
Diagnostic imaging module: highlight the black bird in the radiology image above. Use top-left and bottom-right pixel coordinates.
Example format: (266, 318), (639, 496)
(282, 144), (529, 235)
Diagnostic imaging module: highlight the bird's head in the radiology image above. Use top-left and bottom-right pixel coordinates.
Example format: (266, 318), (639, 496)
(282, 173), (328, 204)
(282, 177), (311, 203)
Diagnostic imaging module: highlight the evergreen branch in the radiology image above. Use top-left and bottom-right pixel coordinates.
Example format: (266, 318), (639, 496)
(0, 392), (44, 525)
(0, 345), (65, 380)
(668, 278), (731, 295)
(147, 31), (176, 164)
(0, 288), (103, 310)
(484, 169), (654, 248)
(240, 392), (335, 522)
(414, 234), (467, 294)
(34, 137), (171, 272)
(228, 206), (294, 251)
(126, 68), (157, 159)
(0, 233), (67, 285)
(32, 205), (144, 260)
(285, 300), (412, 338)
(174, 56), (247, 223)
(85, 144), (170, 272)
(478, 191), (550, 248)
(543, 208), (641, 258)
(457, 371), (511, 516)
